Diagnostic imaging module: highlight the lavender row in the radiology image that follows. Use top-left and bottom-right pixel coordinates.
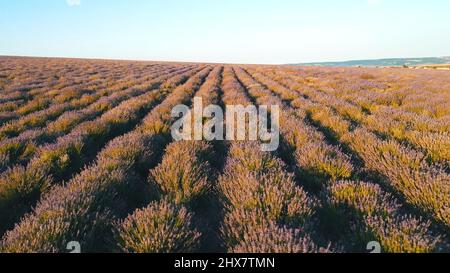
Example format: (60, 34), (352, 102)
(218, 66), (325, 253)
(0, 66), (202, 236)
(247, 67), (450, 232)
(0, 65), (193, 169)
(0, 66), (212, 252)
(284, 66), (450, 120)
(265, 68), (449, 165)
(0, 62), (173, 126)
(0, 64), (174, 137)
(0, 66), (121, 117)
(239, 67), (443, 252)
(114, 67), (217, 252)
(0, 58), (164, 106)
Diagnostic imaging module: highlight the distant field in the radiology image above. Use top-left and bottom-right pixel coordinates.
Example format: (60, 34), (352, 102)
(415, 64), (450, 70)
(0, 56), (448, 253)
(292, 56), (450, 67)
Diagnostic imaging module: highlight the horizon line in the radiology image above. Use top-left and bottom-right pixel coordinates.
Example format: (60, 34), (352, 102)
(1, 54), (450, 66)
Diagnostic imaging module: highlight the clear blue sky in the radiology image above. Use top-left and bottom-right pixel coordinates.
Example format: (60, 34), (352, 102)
(1, 0), (449, 64)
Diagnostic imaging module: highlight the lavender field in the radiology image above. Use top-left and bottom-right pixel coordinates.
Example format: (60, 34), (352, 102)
(0, 56), (448, 253)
